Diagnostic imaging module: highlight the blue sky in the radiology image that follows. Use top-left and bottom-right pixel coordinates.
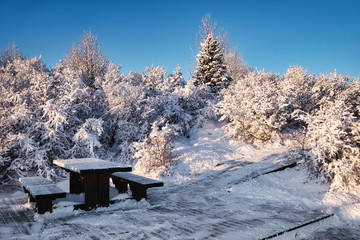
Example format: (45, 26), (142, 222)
(1, 0), (359, 79)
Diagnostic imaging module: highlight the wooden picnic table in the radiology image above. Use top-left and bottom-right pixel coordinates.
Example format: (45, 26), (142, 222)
(53, 158), (132, 210)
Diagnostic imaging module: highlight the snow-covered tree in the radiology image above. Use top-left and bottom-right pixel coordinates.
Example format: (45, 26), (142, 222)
(65, 31), (109, 87)
(225, 49), (251, 81)
(193, 15), (232, 93)
(0, 56), (55, 182)
(142, 65), (167, 90)
(160, 65), (186, 92)
(298, 98), (359, 191)
(0, 43), (26, 68)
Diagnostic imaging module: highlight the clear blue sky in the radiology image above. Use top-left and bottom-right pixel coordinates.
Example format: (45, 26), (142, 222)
(1, 0), (359, 79)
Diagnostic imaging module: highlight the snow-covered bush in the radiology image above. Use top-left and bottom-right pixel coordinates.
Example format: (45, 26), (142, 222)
(0, 57), (56, 181)
(134, 123), (173, 174)
(217, 70), (287, 143)
(217, 64), (359, 190)
(281, 67), (350, 125)
(299, 98), (359, 191)
(72, 118), (104, 158)
(290, 72), (360, 191)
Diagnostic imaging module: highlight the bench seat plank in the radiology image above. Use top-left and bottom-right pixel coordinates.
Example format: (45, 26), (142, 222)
(26, 185), (66, 200)
(111, 172), (164, 188)
(111, 172), (163, 201)
(19, 177), (52, 188)
(20, 177), (66, 214)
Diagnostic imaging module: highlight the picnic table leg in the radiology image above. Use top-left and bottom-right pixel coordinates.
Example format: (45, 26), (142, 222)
(97, 173), (110, 207)
(84, 174), (98, 210)
(70, 172), (84, 194)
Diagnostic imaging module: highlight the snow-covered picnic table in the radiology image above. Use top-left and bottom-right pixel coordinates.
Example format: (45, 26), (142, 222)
(53, 158), (132, 210)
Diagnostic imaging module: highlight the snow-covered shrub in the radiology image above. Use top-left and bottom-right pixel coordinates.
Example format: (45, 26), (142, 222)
(292, 72), (360, 191)
(282, 67), (350, 122)
(217, 70), (287, 143)
(279, 66), (317, 128)
(176, 79), (215, 131)
(134, 123), (173, 174)
(299, 99), (360, 191)
(0, 57), (56, 181)
(72, 118), (104, 158)
(141, 65), (166, 90)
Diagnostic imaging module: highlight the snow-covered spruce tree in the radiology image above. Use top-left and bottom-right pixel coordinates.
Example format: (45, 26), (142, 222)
(174, 64), (186, 87)
(193, 14), (232, 93)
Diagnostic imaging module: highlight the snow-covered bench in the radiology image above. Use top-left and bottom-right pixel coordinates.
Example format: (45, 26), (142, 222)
(20, 177), (66, 214)
(111, 172), (163, 201)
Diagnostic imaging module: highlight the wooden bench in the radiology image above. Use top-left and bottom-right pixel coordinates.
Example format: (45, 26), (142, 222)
(111, 172), (164, 201)
(20, 177), (66, 214)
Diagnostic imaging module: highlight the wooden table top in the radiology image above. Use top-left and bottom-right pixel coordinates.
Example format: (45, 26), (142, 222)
(53, 158), (132, 174)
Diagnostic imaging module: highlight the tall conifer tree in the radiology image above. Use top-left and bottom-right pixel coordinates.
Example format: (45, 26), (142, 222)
(193, 15), (231, 92)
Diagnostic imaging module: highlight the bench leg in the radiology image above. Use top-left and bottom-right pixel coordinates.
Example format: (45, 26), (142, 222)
(112, 178), (128, 193)
(36, 199), (53, 214)
(130, 184), (147, 201)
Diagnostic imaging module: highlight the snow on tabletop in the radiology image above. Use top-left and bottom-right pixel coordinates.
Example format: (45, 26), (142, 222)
(53, 158), (128, 172)
(53, 158), (105, 167)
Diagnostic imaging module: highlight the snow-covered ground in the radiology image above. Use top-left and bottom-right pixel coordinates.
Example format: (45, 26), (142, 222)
(0, 120), (359, 239)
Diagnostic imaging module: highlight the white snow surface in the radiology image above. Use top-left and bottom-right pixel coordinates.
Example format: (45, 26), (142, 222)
(1, 120), (359, 239)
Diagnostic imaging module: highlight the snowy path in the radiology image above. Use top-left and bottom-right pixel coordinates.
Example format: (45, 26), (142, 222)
(1, 121), (359, 239)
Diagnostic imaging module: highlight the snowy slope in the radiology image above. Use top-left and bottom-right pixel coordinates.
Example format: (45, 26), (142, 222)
(0, 120), (359, 239)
